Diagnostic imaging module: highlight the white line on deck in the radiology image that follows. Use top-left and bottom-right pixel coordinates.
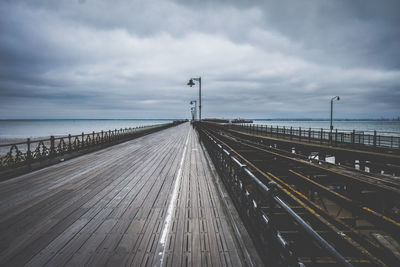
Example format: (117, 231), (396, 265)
(156, 127), (190, 266)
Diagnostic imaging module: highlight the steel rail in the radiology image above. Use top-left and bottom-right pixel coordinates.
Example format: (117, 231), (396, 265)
(201, 124), (400, 266)
(231, 126), (400, 176)
(208, 130), (387, 265)
(199, 127), (353, 266)
(243, 166), (352, 267)
(228, 129), (400, 190)
(226, 127), (400, 188)
(214, 125), (400, 236)
(207, 134), (386, 265)
(223, 131), (400, 230)
(218, 125), (400, 201)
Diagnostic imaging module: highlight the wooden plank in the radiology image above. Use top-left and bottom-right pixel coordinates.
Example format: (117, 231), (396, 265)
(1, 125), (183, 266)
(0, 123), (258, 267)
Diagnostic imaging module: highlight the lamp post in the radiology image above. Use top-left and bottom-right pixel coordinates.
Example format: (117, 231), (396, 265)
(330, 96), (340, 143)
(187, 77), (201, 121)
(190, 107), (195, 121)
(190, 100), (197, 121)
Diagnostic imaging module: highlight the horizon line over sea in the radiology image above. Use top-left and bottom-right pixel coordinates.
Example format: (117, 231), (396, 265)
(0, 119), (400, 142)
(1, 117), (399, 121)
(0, 119), (174, 141)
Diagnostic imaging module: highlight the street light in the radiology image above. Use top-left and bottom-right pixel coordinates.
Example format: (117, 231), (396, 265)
(190, 107), (195, 121)
(190, 100), (197, 121)
(330, 96), (340, 143)
(187, 77), (202, 121)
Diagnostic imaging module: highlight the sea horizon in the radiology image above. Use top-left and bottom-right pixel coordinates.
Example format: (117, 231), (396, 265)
(1, 119), (399, 142)
(1, 118), (399, 121)
(0, 119), (175, 141)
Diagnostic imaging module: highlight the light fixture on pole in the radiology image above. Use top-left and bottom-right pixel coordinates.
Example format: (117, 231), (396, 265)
(330, 96), (340, 143)
(187, 77), (202, 121)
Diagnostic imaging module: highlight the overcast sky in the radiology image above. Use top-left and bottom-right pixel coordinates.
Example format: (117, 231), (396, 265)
(1, 0), (399, 119)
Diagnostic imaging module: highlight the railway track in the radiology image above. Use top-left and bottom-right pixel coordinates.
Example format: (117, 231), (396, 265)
(198, 123), (400, 266)
(226, 126), (400, 191)
(226, 124), (400, 177)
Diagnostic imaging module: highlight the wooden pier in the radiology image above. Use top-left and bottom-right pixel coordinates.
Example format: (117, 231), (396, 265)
(0, 123), (260, 267)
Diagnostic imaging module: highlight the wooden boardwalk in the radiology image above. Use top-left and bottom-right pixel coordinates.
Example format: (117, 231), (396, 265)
(0, 123), (259, 267)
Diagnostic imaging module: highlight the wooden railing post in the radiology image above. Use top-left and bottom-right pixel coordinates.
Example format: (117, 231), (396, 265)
(308, 128), (311, 143)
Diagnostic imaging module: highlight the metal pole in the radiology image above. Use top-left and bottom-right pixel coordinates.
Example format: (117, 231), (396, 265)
(199, 77), (202, 121)
(188, 76), (202, 121)
(330, 99), (333, 143)
(190, 100), (197, 121)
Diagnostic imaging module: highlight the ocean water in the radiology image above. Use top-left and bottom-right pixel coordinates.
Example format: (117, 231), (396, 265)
(1, 119), (399, 141)
(0, 119), (173, 140)
(252, 120), (400, 136)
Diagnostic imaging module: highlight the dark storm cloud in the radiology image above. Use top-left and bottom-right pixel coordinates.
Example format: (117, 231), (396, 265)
(0, 0), (399, 119)
(176, 0), (400, 68)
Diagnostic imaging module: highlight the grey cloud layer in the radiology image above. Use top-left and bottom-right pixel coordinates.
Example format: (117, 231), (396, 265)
(0, 0), (399, 119)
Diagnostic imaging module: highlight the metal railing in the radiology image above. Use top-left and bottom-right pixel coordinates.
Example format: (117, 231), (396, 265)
(197, 125), (350, 266)
(0, 122), (182, 170)
(231, 124), (400, 150)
